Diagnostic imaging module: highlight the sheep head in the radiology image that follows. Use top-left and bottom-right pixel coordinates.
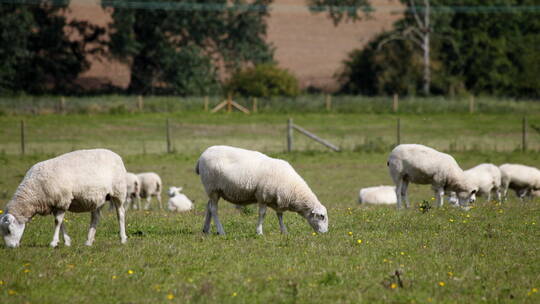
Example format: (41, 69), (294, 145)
(0, 214), (25, 248)
(305, 204), (328, 233)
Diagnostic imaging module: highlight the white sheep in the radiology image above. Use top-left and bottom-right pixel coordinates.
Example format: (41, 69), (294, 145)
(125, 172), (141, 210)
(388, 144), (477, 209)
(448, 163), (502, 204)
(167, 187), (194, 212)
(499, 164), (540, 201)
(0, 149), (127, 248)
(137, 172), (162, 210)
(195, 145), (328, 235)
(358, 186), (396, 205)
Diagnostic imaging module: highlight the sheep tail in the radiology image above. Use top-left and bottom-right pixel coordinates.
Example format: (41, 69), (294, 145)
(195, 159), (200, 175)
(156, 181), (161, 193)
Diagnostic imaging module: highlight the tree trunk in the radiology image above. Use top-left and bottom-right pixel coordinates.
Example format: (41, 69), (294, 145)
(422, 0), (431, 96)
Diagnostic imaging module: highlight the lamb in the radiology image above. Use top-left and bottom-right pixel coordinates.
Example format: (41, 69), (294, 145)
(137, 172), (162, 210)
(167, 187), (194, 212)
(387, 144), (477, 209)
(195, 145), (328, 235)
(0, 149), (127, 248)
(499, 164), (540, 201)
(448, 164), (502, 204)
(358, 186), (397, 205)
(125, 172), (141, 210)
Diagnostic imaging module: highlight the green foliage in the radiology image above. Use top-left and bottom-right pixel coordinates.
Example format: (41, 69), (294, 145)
(226, 64), (300, 98)
(336, 0), (540, 98)
(0, 1), (105, 94)
(104, 0), (274, 95)
(307, 0), (372, 25)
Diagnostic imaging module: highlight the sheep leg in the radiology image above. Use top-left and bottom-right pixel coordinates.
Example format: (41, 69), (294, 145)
(277, 212), (288, 234)
(256, 204), (267, 235)
(202, 200), (212, 234)
(144, 197), (151, 210)
(486, 191), (492, 203)
(395, 178), (403, 209)
(114, 202), (128, 244)
(157, 193), (162, 210)
(209, 199), (225, 235)
(60, 222), (71, 246)
(50, 210), (66, 248)
(435, 187), (445, 207)
(401, 180), (410, 208)
(85, 209), (101, 246)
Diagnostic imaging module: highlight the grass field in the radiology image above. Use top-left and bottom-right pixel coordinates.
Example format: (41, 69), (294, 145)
(1, 109), (540, 303)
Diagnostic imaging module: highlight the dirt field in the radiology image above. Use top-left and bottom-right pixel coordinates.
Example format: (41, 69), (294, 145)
(68, 0), (401, 91)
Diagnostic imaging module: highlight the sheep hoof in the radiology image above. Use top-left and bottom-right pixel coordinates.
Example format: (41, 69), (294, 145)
(64, 240), (71, 247)
(49, 241), (59, 248)
(84, 241), (93, 246)
(121, 238), (127, 244)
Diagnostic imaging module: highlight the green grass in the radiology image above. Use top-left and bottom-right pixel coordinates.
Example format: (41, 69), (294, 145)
(1, 150), (540, 303)
(0, 111), (539, 156)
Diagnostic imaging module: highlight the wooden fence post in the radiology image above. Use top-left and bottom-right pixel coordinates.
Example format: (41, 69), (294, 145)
(522, 116), (528, 152)
(287, 118), (293, 152)
(469, 96), (475, 114)
(138, 95), (144, 111)
(252, 98), (258, 113)
(393, 94), (399, 112)
(166, 119), (172, 153)
(325, 95), (332, 111)
(59, 97), (66, 114)
(20, 120), (25, 155)
(204, 96), (209, 111)
(396, 118), (401, 145)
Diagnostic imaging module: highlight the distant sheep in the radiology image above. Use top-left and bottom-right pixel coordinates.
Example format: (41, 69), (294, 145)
(448, 164), (502, 204)
(137, 172), (162, 210)
(388, 144), (477, 209)
(0, 149), (127, 248)
(196, 145), (328, 235)
(125, 172), (140, 210)
(499, 164), (540, 201)
(167, 187), (194, 212)
(358, 186), (396, 205)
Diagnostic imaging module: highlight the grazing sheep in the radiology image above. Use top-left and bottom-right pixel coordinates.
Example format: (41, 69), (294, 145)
(0, 149), (127, 248)
(167, 187), (194, 212)
(358, 186), (396, 205)
(125, 173), (141, 210)
(448, 164), (502, 204)
(196, 145), (328, 235)
(137, 172), (162, 210)
(388, 144), (477, 209)
(499, 164), (540, 201)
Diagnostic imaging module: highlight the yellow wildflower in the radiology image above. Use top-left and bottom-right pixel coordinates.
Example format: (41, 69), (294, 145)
(112, 275), (117, 280)
(447, 272), (453, 277)
(348, 231), (353, 236)
(357, 239), (362, 244)
(128, 270), (134, 275)
(400, 251), (405, 255)
(438, 281), (445, 287)
(23, 269), (30, 273)
(449, 219), (455, 223)
(0, 210), (3, 214)
(167, 293), (175, 300)
(312, 232), (317, 236)
(532, 288), (538, 293)
(232, 292), (238, 297)
(390, 283), (397, 289)
(8, 289), (17, 295)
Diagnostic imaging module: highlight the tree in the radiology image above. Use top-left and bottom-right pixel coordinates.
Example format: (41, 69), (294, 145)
(307, 0), (372, 25)
(103, 0), (275, 95)
(0, 1), (105, 94)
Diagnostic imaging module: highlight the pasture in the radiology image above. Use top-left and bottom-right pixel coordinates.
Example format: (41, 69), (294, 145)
(1, 109), (540, 303)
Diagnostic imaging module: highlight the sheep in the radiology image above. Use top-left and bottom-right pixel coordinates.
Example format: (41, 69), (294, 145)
(448, 164), (502, 204)
(125, 172), (141, 210)
(195, 145), (328, 235)
(167, 186), (194, 212)
(388, 144), (477, 209)
(0, 149), (127, 248)
(499, 164), (540, 202)
(137, 172), (162, 210)
(358, 186), (397, 205)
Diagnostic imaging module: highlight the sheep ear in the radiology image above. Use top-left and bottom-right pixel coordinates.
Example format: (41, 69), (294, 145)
(177, 187), (183, 192)
(471, 189), (477, 195)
